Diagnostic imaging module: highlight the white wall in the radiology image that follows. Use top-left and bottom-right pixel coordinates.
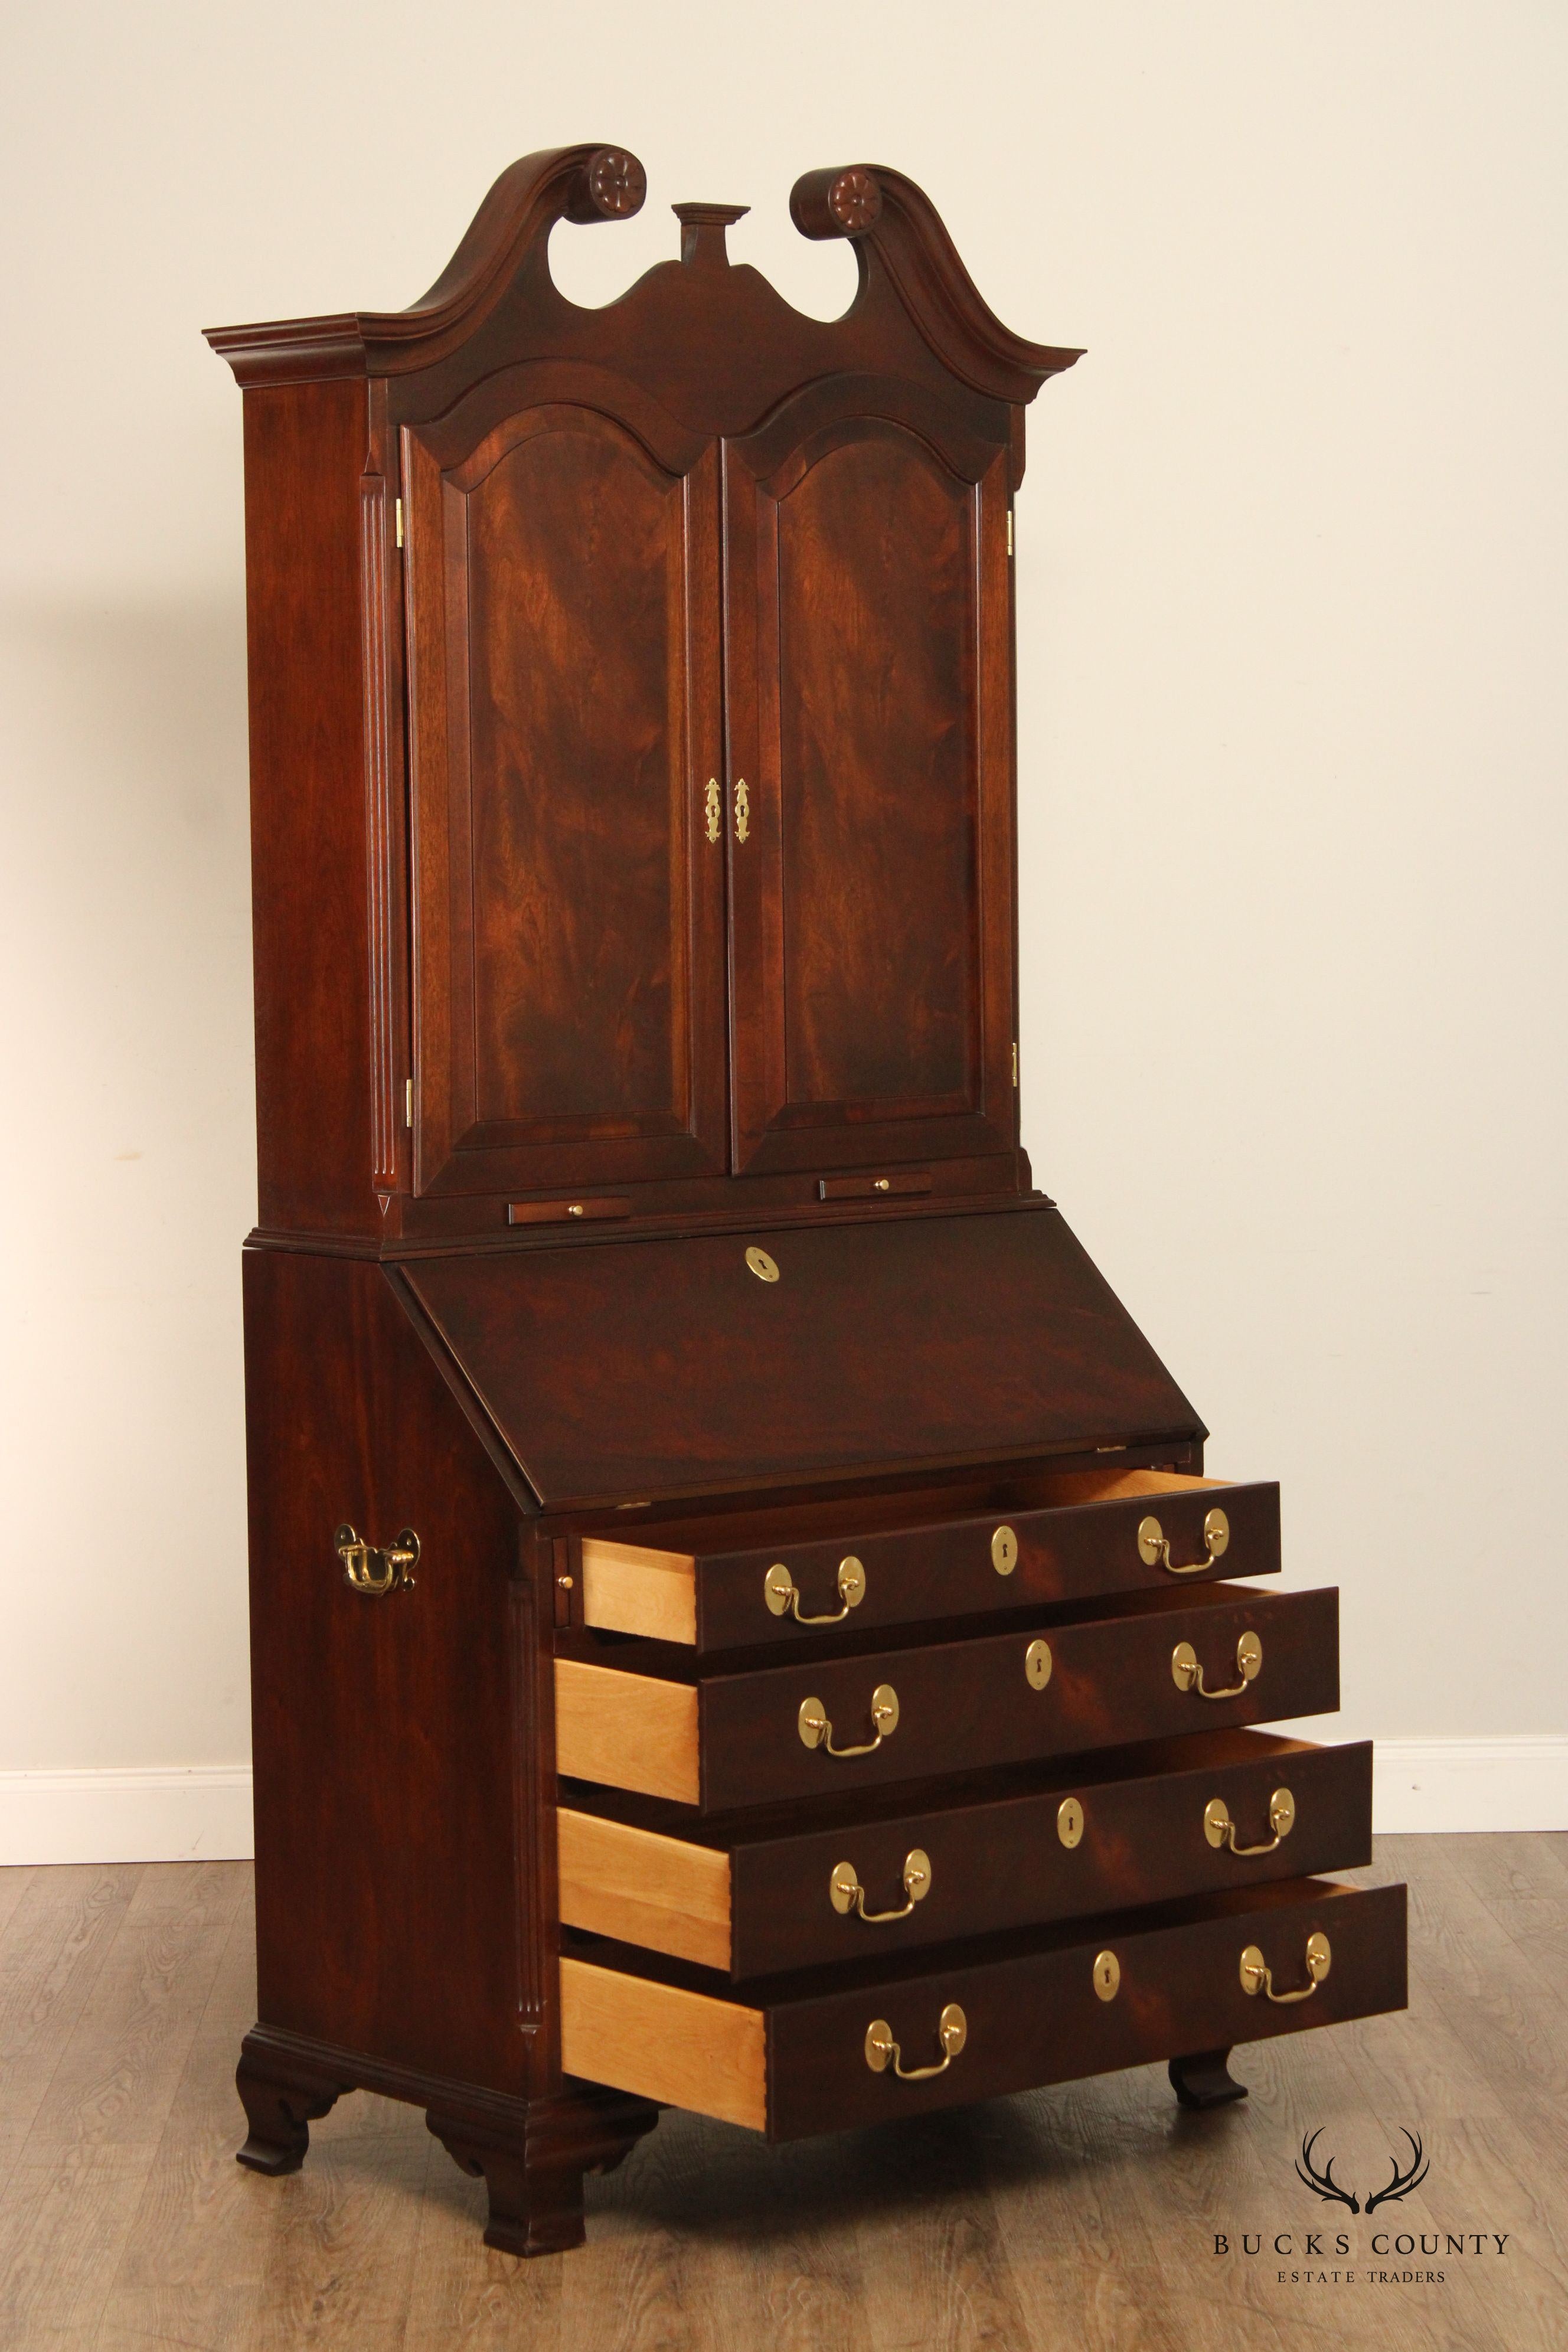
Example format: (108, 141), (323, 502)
(2, 1), (1564, 1853)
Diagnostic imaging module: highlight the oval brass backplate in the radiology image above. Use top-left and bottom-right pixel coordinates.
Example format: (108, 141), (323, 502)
(871, 1683), (900, 1733)
(904, 1847), (932, 1900)
(1093, 1949), (1121, 2001)
(938, 2001), (968, 2056)
(1305, 1928), (1331, 1979)
(1057, 1796), (1084, 1848)
(829, 1861), (860, 1914)
(1025, 1638), (1053, 1690)
(1204, 1506), (1231, 1557)
(1204, 1796), (1231, 1848)
(1237, 1630), (1263, 1680)
(764, 1563), (794, 1616)
(1270, 1786), (1297, 1837)
(864, 2018), (894, 2072)
(798, 1697), (827, 1747)
(991, 1524), (1018, 1574)
(1137, 1514), (1165, 1567)
(839, 1556), (867, 1607)
(745, 1246), (779, 1283)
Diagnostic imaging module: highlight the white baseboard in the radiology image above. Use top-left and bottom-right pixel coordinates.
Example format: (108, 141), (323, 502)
(0, 1741), (1563, 1865)
(1372, 1737), (1568, 1835)
(0, 1766), (254, 1865)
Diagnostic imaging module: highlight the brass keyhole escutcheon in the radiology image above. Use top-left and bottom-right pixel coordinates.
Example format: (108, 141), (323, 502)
(1138, 1506), (1231, 1574)
(991, 1524), (1018, 1575)
(745, 1246), (779, 1283)
(1093, 1949), (1121, 2002)
(798, 1683), (899, 1756)
(829, 1847), (932, 1922)
(765, 1556), (865, 1623)
(864, 2002), (967, 2079)
(1204, 1785), (1295, 1854)
(1240, 1929), (1331, 2003)
(1025, 1638), (1053, 1690)
(704, 778), (721, 842)
(1171, 1630), (1263, 1699)
(1057, 1796), (1084, 1848)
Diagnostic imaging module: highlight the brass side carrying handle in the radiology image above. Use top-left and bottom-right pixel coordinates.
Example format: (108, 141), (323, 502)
(1138, 1506), (1230, 1575)
(335, 1524), (420, 1596)
(831, 1848), (930, 1923)
(766, 1555), (866, 1625)
(864, 2001), (967, 2079)
(1205, 1785), (1295, 1856)
(798, 1683), (899, 1758)
(1240, 1929), (1331, 2003)
(1171, 1629), (1262, 1700)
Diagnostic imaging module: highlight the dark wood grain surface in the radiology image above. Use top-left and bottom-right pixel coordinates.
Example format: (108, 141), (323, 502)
(589, 1472), (1279, 1653)
(403, 1206), (1203, 1508)
(563, 1730), (1372, 1977)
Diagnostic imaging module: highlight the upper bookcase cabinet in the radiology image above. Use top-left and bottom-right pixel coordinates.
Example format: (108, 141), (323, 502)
(208, 146), (1080, 1242)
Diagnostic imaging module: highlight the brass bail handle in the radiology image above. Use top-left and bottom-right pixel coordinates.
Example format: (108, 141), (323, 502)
(335, 1524), (420, 1596)
(1138, 1506), (1230, 1575)
(831, 1848), (931, 1923)
(1240, 1929), (1331, 2004)
(864, 2002), (968, 2080)
(1205, 1785), (1295, 1857)
(1171, 1629), (1262, 1701)
(765, 1556), (866, 1625)
(798, 1683), (899, 1758)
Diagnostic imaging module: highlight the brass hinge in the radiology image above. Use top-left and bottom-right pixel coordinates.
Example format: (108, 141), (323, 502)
(1012, 1043), (1018, 1086)
(395, 497), (404, 548)
(404, 1077), (414, 1126)
(1007, 511), (1014, 557)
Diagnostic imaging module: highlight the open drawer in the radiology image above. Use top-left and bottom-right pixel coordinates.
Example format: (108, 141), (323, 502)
(554, 1582), (1338, 1810)
(573, 1469), (1279, 1651)
(558, 1730), (1371, 1978)
(560, 1877), (1407, 2141)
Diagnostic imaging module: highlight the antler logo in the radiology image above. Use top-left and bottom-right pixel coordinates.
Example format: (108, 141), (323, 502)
(1364, 2131), (1429, 2213)
(1296, 2129), (1430, 2214)
(1296, 2129), (1360, 2212)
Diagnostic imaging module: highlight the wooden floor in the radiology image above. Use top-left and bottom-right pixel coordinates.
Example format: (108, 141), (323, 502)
(0, 1837), (1563, 2350)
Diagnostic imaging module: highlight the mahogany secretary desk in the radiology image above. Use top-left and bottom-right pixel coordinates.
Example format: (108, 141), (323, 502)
(208, 145), (1406, 2256)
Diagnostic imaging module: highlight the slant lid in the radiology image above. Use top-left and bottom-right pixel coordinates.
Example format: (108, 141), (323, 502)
(401, 1205), (1202, 1511)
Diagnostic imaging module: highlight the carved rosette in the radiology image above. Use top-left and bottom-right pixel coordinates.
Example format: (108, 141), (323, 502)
(583, 146), (646, 220)
(828, 166), (882, 233)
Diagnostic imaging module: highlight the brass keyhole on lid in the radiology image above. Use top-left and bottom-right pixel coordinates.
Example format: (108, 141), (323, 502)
(1025, 1638), (1053, 1690)
(1093, 1949), (1121, 2002)
(745, 1246), (779, 1283)
(1057, 1796), (1084, 1848)
(991, 1524), (1018, 1574)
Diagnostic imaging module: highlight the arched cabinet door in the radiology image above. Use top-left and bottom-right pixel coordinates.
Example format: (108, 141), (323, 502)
(722, 378), (1018, 1178)
(402, 365), (727, 1197)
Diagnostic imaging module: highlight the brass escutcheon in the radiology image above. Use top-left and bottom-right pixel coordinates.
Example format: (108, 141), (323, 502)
(1138, 1506), (1230, 1574)
(1171, 1629), (1262, 1699)
(1093, 1949), (1121, 2001)
(1057, 1795), (1085, 1848)
(745, 1245), (779, 1283)
(704, 778), (721, 842)
(864, 2001), (967, 2079)
(1204, 1785), (1295, 1855)
(334, 1524), (420, 1596)
(765, 1555), (865, 1623)
(798, 1683), (899, 1757)
(829, 1848), (931, 1922)
(991, 1524), (1018, 1574)
(1240, 1929), (1331, 2003)
(1025, 1638), (1053, 1690)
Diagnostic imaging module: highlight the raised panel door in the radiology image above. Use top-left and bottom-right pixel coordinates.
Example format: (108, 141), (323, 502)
(723, 377), (1017, 1177)
(404, 364), (727, 1197)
